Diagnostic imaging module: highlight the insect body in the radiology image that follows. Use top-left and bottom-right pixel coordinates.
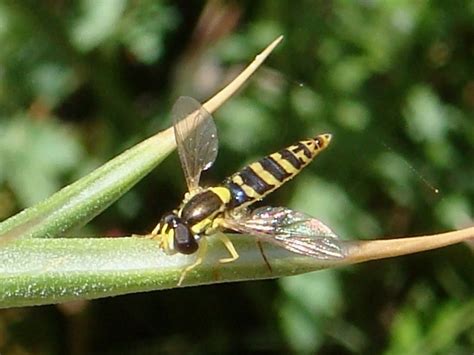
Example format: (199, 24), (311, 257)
(151, 97), (345, 285)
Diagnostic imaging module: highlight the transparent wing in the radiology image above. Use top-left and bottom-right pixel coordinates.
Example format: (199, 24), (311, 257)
(224, 206), (346, 259)
(172, 96), (218, 192)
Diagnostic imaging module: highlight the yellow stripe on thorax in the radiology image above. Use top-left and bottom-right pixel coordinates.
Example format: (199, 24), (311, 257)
(208, 186), (231, 204)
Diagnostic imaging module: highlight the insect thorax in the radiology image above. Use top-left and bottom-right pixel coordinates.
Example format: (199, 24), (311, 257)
(178, 187), (231, 235)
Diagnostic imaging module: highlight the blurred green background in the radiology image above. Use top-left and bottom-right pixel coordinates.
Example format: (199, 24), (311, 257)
(0, 0), (473, 354)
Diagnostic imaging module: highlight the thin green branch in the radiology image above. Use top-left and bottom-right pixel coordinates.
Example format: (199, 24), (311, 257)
(0, 234), (337, 308)
(1, 225), (472, 308)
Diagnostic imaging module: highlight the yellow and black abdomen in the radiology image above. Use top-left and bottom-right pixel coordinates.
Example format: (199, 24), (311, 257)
(223, 134), (332, 209)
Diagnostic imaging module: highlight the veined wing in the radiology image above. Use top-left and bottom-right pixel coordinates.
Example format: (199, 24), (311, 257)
(223, 206), (346, 259)
(172, 96), (218, 192)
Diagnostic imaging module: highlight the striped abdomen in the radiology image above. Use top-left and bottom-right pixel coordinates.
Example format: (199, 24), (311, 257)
(223, 134), (332, 209)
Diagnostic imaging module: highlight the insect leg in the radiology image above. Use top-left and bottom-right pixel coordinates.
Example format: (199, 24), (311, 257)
(178, 237), (208, 286)
(151, 222), (161, 235)
(215, 232), (239, 263)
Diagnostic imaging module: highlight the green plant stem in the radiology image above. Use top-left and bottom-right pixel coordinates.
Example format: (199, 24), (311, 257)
(2, 224), (471, 308)
(0, 235), (340, 308)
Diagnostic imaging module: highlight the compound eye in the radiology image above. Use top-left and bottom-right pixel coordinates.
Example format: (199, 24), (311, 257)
(173, 223), (198, 255)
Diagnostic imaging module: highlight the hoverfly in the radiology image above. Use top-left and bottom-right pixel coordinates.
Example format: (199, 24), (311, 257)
(150, 96), (345, 285)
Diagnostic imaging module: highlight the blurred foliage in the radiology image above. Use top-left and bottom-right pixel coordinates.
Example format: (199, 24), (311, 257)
(0, 0), (473, 354)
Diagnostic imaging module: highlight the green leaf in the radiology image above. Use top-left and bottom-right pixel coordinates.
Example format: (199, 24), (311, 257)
(0, 235), (343, 308)
(0, 116), (83, 206)
(70, 0), (127, 51)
